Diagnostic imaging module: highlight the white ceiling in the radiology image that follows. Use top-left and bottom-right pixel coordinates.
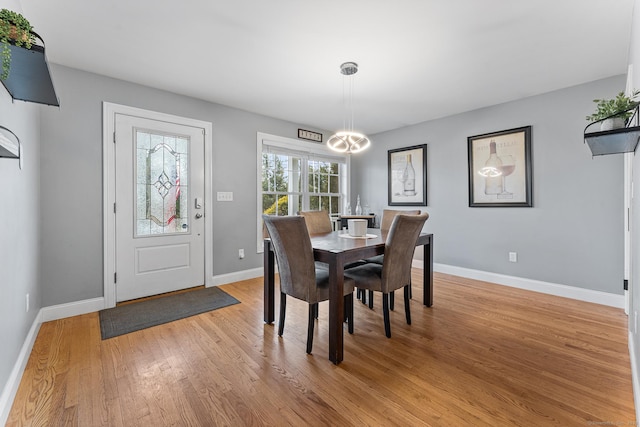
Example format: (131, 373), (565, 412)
(19, 0), (636, 135)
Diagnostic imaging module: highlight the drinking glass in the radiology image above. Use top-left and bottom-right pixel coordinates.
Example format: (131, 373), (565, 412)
(499, 155), (515, 196)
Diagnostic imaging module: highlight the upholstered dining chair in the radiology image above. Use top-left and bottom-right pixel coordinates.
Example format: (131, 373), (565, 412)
(344, 213), (429, 338)
(361, 209), (421, 309)
(298, 209), (365, 272)
(262, 215), (355, 354)
(298, 210), (334, 234)
(366, 209), (421, 265)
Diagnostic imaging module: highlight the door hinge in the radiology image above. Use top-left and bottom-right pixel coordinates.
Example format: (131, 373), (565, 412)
(113, 202), (116, 213)
(114, 272), (117, 284)
(113, 132), (116, 143)
(624, 279), (629, 291)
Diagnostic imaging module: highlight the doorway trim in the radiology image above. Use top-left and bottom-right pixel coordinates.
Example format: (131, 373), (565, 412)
(103, 102), (213, 308)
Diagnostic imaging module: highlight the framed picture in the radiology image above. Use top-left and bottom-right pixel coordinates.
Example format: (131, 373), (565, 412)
(467, 126), (532, 207)
(388, 144), (427, 206)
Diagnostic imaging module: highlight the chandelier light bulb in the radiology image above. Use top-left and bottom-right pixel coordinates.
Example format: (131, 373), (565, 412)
(326, 131), (371, 154)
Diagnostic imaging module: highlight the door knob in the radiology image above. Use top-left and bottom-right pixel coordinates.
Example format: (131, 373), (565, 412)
(195, 213), (203, 219)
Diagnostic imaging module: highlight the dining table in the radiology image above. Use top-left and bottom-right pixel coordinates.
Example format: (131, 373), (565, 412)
(263, 228), (434, 365)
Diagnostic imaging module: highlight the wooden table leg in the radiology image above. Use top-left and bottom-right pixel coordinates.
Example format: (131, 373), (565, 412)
(263, 239), (275, 324)
(328, 256), (345, 364)
(423, 235), (433, 307)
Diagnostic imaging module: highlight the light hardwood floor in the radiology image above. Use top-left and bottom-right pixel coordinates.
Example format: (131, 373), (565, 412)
(7, 272), (635, 426)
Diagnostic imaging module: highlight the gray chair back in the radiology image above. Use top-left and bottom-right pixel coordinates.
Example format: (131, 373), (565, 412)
(381, 213), (429, 293)
(380, 209), (421, 232)
(298, 210), (333, 234)
(262, 215), (316, 301)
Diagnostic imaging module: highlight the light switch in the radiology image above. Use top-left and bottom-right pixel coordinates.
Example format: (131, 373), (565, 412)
(217, 191), (233, 201)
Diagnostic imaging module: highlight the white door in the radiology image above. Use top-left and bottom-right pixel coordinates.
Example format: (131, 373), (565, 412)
(114, 113), (205, 302)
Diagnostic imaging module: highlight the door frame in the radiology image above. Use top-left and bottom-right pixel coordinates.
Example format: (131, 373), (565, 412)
(103, 102), (214, 308)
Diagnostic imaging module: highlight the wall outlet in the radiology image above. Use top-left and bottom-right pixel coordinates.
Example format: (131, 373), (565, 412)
(238, 248), (245, 259)
(509, 252), (518, 263)
(25, 293), (29, 312)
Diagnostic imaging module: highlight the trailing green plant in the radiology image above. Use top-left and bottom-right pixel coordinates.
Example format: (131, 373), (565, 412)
(0, 9), (35, 80)
(586, 90), (640, 123)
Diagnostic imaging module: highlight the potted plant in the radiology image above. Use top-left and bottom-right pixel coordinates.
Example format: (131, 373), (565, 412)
(586, 90), (640, 131)
(0, 9), (35, 81)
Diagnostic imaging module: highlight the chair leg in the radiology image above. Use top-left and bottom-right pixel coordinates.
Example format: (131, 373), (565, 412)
(382, 293), (391, 338)
(390, 290), (395, 311)
(307, 303), (317, 354)
(404, 285), (411, 325)
(359, 288), (367, 305)
(368, 290), (374, 309)
(278, 292), (286, 336)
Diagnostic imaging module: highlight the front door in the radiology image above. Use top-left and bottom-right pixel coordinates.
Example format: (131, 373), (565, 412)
(114, 113), (205, 302)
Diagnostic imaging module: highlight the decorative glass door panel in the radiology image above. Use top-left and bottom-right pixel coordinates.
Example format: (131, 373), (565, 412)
(135, 129), (189, 236)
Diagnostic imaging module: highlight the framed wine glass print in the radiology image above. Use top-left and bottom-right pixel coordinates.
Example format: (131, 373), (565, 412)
(467, 126), (532, 207)
(388, 144), (427, 206)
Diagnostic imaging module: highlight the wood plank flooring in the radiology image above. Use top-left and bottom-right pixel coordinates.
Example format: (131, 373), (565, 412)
(7, 272), (635, 426)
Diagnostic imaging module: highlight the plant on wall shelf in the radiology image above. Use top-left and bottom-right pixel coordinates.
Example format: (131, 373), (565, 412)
(586, 90), (640, 124)
(0, 9), (35, 81)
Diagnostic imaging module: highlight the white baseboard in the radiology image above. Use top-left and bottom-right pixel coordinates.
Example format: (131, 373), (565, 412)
(211, 267), (264, 286)
(41, 297), (105, 322)
(412, 260), (624, 308)
(629, 332), (640, 424)
(0, 310), (42, 426)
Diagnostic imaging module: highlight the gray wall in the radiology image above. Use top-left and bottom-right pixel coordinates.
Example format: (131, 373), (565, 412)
(39, 64), (327, 306)
(0, 90), (41, 401)
(351, 76), (626, 295)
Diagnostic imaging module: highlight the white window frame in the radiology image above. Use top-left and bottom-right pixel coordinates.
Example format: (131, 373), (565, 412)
(256, 132), (350, 253)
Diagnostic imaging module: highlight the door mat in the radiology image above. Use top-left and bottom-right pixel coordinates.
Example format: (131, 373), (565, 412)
(99, 286), (240, 339)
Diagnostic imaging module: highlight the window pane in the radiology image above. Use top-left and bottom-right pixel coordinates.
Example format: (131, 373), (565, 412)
(309, 195), (319, 211)
(275, 195), (289, 216)
(319, 169), (328, 193)
(262, 194), (276, 214)
(330, 196), (339, 214)
(329, 175), (339, 193)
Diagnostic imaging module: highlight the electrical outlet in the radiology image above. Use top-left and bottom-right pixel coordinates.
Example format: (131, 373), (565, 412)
(509, 252), (517, 263)
(25, 293), (29, 312)
(238, 248), (245, 259)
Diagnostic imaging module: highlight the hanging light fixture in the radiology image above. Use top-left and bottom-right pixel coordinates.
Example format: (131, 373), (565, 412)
(327, 61), (371, 154)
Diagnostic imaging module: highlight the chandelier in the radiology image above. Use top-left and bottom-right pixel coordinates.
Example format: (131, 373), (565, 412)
(326, 62), (371, 154)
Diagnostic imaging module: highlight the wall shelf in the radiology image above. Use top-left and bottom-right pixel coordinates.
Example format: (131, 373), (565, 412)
(584, 106), (640, 156)
(584, 126), (640, 156)
(0, 32), (59, 106)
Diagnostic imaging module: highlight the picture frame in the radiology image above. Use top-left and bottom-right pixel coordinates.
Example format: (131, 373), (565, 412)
(388, 144), (427, 206)
(467, 126), (532, 207)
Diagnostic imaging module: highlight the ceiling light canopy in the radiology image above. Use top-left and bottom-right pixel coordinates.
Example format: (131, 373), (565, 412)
(327, 62), (371, 154)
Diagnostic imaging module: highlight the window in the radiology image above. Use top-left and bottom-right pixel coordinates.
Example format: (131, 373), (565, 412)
(257, 133), (350, 251)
